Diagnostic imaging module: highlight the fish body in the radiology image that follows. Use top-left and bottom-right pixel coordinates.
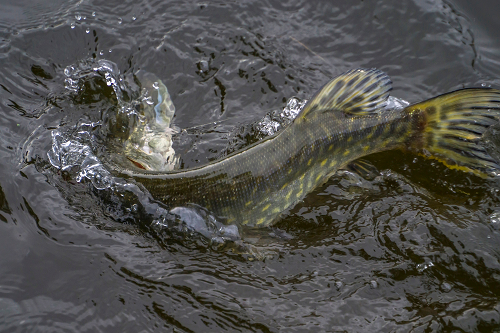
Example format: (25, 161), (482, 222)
(117, 69), (500, 227)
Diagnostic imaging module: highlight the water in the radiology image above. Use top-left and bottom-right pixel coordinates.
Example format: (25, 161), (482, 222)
(1, 0), (500, 331)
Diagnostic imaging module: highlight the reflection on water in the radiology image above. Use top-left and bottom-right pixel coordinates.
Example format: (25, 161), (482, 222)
(1, 0), (500, 331)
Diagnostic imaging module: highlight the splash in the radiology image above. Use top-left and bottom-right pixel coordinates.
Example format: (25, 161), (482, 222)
(255, 94), (408, 137)
(48, 123), (113, 190)
(49, 59), (243, 249)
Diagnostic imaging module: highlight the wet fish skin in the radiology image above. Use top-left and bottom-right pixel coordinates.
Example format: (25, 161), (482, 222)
(117, 69), (500, 227)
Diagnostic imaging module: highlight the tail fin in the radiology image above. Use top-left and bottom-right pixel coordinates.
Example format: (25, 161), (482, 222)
(406, 88), (500, 177)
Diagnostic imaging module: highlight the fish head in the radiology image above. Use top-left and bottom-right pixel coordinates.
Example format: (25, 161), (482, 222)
(123, 72), (179, 171)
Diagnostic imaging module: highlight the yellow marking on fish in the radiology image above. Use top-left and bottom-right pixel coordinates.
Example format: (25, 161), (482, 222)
(256, 218), (266, 225)
(347, 136), (353, 142)
(343, 149), (351, 156)
(316, 174), (322, 182)
(262, 203), (271, 212)
(296, 189), (303, 197)
(286, 189), (293, 201)
(363, 145), (370, 151)
(383, 124), (392, 135)
(288, 168), (293, 174)
(307, 176), (314, 189)
(307, 158), (312, 166)
(382, 138), (392, 148)
(321, 159), (327, 166)
(329, 145), (334, 151)
(330, 160), (337, 168)
(272, 207), (281, 214)
(280, 183), (288, 191)
(245, 200), (253, 207)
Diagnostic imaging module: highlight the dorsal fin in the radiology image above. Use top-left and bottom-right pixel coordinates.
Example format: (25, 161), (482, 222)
(297, 68), (392, 120)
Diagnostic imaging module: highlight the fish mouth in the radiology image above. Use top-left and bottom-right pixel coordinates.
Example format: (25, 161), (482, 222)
(127, 157), (147, 170)
(124, 125), (179, 171)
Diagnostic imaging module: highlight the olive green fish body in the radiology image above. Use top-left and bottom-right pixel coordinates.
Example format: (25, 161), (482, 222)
(120, 69), (500, 227)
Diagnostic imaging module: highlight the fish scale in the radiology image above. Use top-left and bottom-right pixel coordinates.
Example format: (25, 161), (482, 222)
(115, 69), (500, 227)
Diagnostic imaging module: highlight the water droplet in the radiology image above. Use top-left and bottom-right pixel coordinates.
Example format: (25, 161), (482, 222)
(92, 12), (96, 17)
(75, 13), (82, 21)
(64, 65), (75, 76)
(198, 60), (209, 73)
(416, 261), (434, 273)
(118, 17), (123, 24)
(131, 204), (138, 212)
(108, 49), (112, 53)
(152, 82), (159, 89)
(99, 50), (104, 56)
(70, 23), (76, 29)
(335, 281), (343, 290)
(85, 28), (90, 34)
(369, 280), (378, 289)
(132, 16), (137, 21)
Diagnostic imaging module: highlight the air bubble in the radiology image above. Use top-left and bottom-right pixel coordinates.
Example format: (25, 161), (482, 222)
(75, 13), (82, 21)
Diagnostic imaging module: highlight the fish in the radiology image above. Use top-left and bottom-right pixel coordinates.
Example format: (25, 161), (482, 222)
(122, 72), (179, 171)
(113, 68), (500, 227)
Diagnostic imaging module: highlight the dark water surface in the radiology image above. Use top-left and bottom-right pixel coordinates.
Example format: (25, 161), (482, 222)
(2, 0), (500, 331)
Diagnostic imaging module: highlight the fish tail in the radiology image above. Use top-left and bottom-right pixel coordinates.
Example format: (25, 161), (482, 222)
(406, 88), (500, 177)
